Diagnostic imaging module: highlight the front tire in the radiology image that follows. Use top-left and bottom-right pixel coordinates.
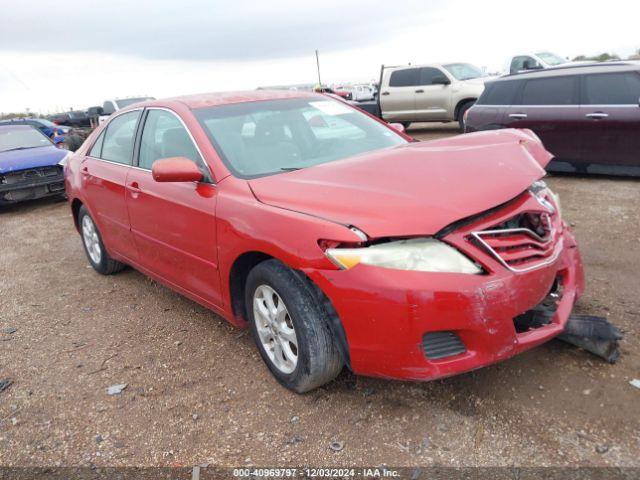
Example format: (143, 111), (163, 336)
(245, 260), (343, 393)
(78, 206), (126, 275)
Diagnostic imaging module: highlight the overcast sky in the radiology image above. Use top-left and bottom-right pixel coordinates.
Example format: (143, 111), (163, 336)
(1, 0), (639, 113)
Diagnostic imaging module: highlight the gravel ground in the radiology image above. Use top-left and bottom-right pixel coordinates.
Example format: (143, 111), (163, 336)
(0, 122), (638, 468)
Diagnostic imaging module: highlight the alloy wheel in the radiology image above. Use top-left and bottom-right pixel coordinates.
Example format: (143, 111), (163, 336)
(253, 284), (298, 374)
(82, 215), (102, 265)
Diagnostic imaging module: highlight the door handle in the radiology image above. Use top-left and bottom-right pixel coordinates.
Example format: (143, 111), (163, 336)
(586, 112), (609, 119)
(81, 166), (89, 175)
(509, 113), (528, 119)
(415, 89), (424, 93)
(381, 91), (390, 96)
(127, 181), (141, 193)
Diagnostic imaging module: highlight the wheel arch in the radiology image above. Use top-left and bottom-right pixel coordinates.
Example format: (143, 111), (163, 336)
(229, 251), (352, 369)
(71, 198), (84, 231)
(454, 98), (477, 120)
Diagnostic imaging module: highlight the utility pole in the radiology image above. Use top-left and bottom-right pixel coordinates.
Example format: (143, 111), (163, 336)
(315, 49), (322, 87)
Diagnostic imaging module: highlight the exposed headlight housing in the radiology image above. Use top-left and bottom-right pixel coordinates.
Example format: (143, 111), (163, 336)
(325, 238), (482, 274)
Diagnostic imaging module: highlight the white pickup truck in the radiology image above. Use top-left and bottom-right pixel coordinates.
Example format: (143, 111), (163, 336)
(98, 97), (155, 124)
(354, 63), (491, 131)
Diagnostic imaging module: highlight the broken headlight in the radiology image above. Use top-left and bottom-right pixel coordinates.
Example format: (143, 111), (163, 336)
(325, 238), (482, 274)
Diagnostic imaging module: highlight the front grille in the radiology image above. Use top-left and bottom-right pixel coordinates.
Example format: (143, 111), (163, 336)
(470, 210), (560, 272)
(2, 166), (62, 185)
(422, 331), (466, 360)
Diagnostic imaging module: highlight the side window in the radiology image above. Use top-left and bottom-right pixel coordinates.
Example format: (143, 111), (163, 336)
(419, 67), (445, 85)
(89, 130), (106, 157)
(389, 68), (420, 87)
(138, 110), (206, 175)
(583, 72), (640, 105)
(520, 76), (577, 105)
(102, 101), (115, 115)
(511, 56), (540, 74)
(100, 110), (141, 165)
(478, 80), (521, 105)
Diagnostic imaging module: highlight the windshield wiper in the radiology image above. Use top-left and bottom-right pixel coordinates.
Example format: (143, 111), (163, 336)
(280, 167), (302, 171)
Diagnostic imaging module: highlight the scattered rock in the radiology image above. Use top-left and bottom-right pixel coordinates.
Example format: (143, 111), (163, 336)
(174, 341), (182, 346)
(595, 445), (609, 454)
(329, 441), (344, 452)
(582, 389), (591, 396)
(421, 436), (431, 449)
(0, 327), (17, 334)
(286, 435), (304, 445)
(107, 384), (127, 395)
(290, 415), (299, 423)
(0, 379), (13, 393)
(95, 435), (104, 444)
(192, 414), (198, 421)
(629, 379), (640, 389)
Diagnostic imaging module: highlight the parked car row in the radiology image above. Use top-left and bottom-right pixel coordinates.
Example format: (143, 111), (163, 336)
(465, 62), (640, 176)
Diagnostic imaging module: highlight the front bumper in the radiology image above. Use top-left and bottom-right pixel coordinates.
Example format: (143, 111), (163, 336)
(0, 169), (65, 203)
(306, 188), (585, 381)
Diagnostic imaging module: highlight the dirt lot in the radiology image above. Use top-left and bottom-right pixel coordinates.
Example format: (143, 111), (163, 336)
(1, 123), (639, 468)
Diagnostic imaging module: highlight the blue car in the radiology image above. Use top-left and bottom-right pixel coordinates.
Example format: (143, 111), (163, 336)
(0, 125), (70, 205)
(0, 118), (69, 138)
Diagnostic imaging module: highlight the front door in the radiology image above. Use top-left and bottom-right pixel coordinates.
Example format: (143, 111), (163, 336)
(125, 108), (222, 307)
(579, 70), (640, 173)
(81, 110), (142, 260)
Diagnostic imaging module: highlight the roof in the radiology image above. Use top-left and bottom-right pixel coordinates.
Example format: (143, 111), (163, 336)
(497, 62), (640, 81)
(147, 89), (320, 110)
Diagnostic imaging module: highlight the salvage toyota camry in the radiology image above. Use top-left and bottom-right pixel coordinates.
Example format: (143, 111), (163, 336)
(64, 90), (585, 392)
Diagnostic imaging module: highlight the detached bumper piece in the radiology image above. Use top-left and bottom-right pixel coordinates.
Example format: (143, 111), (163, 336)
(0, 166), (64, 203)
(558, 315), (623, 363)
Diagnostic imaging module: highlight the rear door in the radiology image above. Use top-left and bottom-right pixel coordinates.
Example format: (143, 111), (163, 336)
(125, 108), (222, 307)
(81, 109), (142, 260)
(504, 75), (582, 165)
(413, 67), (452, 121)
(380, 68), (419, 122)
(579, 70), (640, 172)
(465, 80), (520, 132)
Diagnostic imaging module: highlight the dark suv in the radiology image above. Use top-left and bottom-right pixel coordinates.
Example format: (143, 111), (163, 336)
(465, 63), (640, 176)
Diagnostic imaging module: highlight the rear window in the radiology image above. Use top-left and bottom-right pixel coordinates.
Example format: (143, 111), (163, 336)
(519, 76), (577, 105)
(583, 72), (640, 105)
(389, 68), (420, 87)
(477, 80), (521, 105)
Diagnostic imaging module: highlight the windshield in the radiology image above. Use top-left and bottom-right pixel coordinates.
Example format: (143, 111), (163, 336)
(536, 52), (566, 66)
(443, 63), (484, 80)
(116, 97), (153, 108)
(194, 97), (407, 178)
(0, 128), (52, 152)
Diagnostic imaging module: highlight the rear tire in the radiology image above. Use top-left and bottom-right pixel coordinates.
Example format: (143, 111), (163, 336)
(401, 122), (411, 130)
(458, 101), (474, 132)
(245, 259), (343, 393)
(78, 206), (126, 275)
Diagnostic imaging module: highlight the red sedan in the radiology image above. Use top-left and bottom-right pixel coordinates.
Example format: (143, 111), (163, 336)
(64, 90), (585, 392)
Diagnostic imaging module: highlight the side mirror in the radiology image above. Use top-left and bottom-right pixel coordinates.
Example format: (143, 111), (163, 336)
(388, 123), (405, 133)
(432, 76), (451, 86)
(152, 157), (203, 183)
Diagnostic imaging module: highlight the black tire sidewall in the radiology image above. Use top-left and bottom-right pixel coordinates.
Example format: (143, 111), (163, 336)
(458, 101), (474, 132)
(245, 260), (335, 392)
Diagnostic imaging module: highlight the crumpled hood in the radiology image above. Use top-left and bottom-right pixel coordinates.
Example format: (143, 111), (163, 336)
(0, 146), (66, 174)
(249, 129), (552, 238)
